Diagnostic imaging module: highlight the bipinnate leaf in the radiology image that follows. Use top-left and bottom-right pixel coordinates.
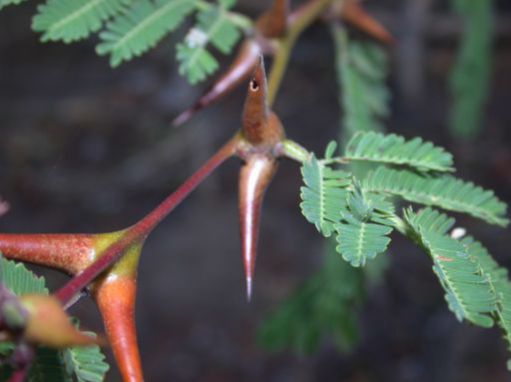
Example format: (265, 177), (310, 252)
(344, 131), (454, 172)
(177, 3), (242, 83)
(461, 237), (511, 370)
(0, 254), (48, 295)
(300, 154), (351, 237)
(404, 209), (496, 327)
(32, 0), (131, 43)
(331, 24), (390, 139)
(63, 332), (109, 382)
(448, 0), (493, 139)
(0, 254), (109, 381)
(0, 0), (26, 11)
(335, 186), (393, 267)
(96, 0), (195, 67)
(363, 166), (508, 227)
(258, 240), (364, 354)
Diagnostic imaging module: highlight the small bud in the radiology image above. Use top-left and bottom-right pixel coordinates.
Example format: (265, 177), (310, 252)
(20, 294), (101, 348)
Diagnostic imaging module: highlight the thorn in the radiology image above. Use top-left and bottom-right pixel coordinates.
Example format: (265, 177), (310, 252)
(246, 276), (253, 302)
(238, 157), (277, 304)
(172, 105), (198, 127)
(172, 40), (262, 127)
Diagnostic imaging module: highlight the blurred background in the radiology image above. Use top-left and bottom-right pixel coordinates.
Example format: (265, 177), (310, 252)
(1, 0), (511, 381)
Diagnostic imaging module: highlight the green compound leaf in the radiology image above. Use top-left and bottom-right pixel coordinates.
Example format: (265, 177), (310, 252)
(403, 207), (456, 239)
(404, 214), (496, 327)
(448, 0), (493, 139)
(300, 154), (351, 237)
(176, 44), (219, 84)
(335, 220), (392, 267)
(63, 332), (109, 382)
(0, 0), (27, 11)
(177, 3), (241, 84)
(258, 240), (365, 355)
(363, 166), (508, 227)
(461, 237), (511, 370)
(0, 254), (109, 382)
(96, 0), (196, 67)
(0, 254), (48, 295)
(334, 185), (394, 267)
(331, 24), (390, 139)
(344, 131), (454, 173)
(32, 0), (131, 43)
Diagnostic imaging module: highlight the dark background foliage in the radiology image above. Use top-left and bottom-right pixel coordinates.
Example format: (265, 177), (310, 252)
(1, 0), (511, 381)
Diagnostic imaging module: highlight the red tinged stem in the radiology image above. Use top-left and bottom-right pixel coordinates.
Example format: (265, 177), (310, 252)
(0, 234), (94, 275)
(55, 136), (238, 305)
(238, 156), (277, 300)
(340, 0), (394, 44)
(172, 40), (262, 127)
(94, 276), (141, 382)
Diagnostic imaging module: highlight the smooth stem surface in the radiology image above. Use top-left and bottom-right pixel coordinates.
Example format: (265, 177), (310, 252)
(280, 139), (311, 163)
(55, 136), (239, 305)
(267, 0), (336, 104)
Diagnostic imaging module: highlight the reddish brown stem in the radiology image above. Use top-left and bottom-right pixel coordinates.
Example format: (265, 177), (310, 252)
(55, 136), (239, 305)
(0, 234), (94, 275)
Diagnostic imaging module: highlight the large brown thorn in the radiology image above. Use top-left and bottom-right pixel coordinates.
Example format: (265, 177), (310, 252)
(172, 40), (262, 127)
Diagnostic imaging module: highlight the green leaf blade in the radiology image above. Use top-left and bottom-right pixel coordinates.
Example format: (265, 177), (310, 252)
(364, 167), (508, 227)
(176, 3), (241, 83)
(335, 220), (392, 267)
(32, 0), (131, 43)
(63, 332), (109, 382)
(0, 0), (27, 11)
(96, 0), (196, 67)
(0, 254), (48, 295)
(344, 131), (454, 172)
(404, 215), (496, 328)
(299, 155), (351, 237)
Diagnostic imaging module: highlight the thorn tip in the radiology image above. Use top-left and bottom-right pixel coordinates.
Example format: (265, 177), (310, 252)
(246, 277), (253, 302)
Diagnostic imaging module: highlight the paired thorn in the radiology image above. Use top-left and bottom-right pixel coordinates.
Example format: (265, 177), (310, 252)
(238, 156), (277, 302)
(237, 56), (285, 300)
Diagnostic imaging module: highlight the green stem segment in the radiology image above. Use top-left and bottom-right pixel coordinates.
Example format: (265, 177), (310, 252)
(280, 139), (311, 163)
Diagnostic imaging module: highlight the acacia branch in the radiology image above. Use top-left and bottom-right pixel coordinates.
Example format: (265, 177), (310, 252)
(55, 135), (239, 305)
